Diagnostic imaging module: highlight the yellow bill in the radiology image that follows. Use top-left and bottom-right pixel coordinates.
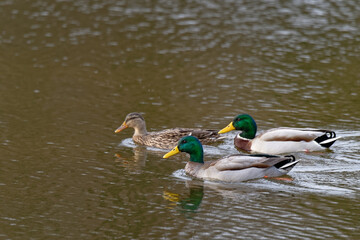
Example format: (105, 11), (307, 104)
(163, 146), (180, 158)
(163, 191), (180, 203)
(114, 121), (128, 133)
(218, 122), (235, 134)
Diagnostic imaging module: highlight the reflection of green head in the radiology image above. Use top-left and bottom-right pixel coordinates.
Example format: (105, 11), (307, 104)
(179, 185), (204, 212)
(232, 114), (257, 139)
(178, 136), (204, 163)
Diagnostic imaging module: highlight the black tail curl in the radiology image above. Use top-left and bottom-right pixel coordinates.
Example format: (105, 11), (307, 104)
(314, 131), (337, 148)
(274, 155), (297, 170)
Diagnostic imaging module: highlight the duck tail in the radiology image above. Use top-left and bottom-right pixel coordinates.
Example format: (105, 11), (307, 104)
(314, 131), (340, 148)
(275, 155), (299, 171)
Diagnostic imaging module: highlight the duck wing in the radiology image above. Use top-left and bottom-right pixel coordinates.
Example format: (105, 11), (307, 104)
(149, 128), (222, 147)
(188, 129), (224, 144)
(143, 129), (191, 149)
(258, 127), (336, 143)
(213, 154), (295, 171)
(194, 154), (298, 182)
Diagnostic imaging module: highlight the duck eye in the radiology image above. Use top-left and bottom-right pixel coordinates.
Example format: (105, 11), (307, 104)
(182, 140), (187, 144)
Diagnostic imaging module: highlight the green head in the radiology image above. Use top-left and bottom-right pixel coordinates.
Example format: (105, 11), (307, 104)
(163, 136), (204, 163)
(218, 114), (257, 139)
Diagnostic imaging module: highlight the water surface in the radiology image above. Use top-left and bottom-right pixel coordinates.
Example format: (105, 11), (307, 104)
(1, 0), (359, 239)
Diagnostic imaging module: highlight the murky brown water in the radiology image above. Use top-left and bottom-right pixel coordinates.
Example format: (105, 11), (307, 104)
(1, 0), (359, 239)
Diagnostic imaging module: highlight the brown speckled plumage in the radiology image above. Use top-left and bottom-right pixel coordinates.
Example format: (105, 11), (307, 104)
(115, 112), (223, 149)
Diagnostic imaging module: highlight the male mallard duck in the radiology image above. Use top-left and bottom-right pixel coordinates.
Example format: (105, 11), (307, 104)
(218, 114), (340, 155)
(163, 136), (298, 182)
(115, 112), (223, 149)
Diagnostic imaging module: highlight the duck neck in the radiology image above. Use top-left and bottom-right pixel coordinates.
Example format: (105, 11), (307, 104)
(239, 119), (257, 139)
(240, 128), (256, 139)
(133, 122), (148, 136)
(189, 148), (204, 164)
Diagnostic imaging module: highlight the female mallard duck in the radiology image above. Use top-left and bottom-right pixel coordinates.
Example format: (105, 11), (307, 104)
(163, 136), (298, 182)
(115, 112), (223, 149)
(218, 114), (340, 155)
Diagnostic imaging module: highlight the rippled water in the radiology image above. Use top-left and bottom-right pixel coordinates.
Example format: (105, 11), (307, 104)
(1, 0), (359, 239)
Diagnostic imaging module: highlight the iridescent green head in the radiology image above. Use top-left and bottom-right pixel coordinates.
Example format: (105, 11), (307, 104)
(163, 136), (204, 163)
(218, 114), (257, 139)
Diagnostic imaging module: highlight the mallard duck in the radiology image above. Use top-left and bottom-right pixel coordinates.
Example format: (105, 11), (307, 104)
(163, 136), (298, 182)
(218, 114), (340, 155)
(115, 112), (223, 149)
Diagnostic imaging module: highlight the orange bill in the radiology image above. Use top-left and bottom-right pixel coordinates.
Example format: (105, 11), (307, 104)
(114, 121), (128, 133)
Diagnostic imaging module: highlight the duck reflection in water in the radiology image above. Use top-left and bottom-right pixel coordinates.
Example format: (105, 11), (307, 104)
(163, 181), (204, 213)
(114, 144), (167, 172)
(114, 145), (148, 172)
(163, 175), (298, 215)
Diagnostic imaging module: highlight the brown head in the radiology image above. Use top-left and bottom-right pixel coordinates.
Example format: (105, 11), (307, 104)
(114, 112), (147, 135)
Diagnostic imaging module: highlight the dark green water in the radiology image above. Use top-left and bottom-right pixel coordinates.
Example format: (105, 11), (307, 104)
(1, 0), (359, 239)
